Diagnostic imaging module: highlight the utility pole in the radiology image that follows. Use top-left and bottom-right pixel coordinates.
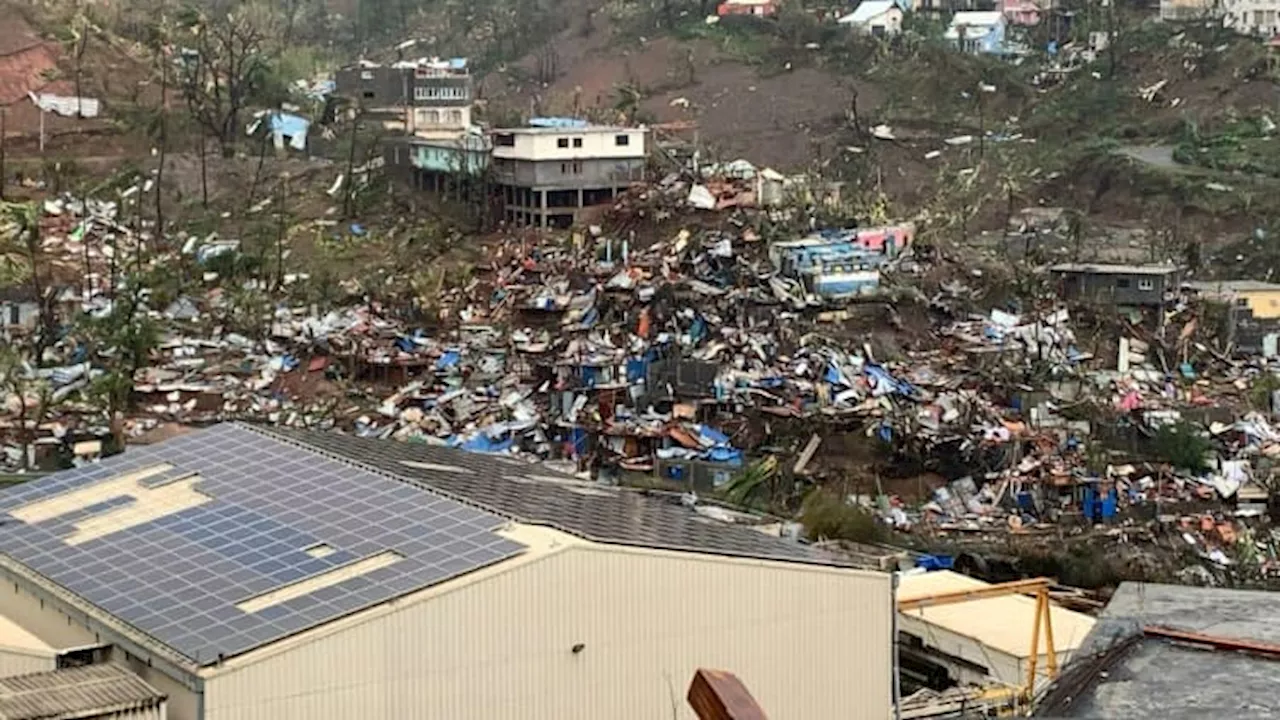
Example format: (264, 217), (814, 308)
(0, 107), (6, 201)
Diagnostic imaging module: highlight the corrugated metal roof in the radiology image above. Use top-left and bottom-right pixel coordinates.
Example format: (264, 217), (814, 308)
(0, 664), (165, 720)
(1048, 263), (1179, 276)
(897, 570), (1096, 659)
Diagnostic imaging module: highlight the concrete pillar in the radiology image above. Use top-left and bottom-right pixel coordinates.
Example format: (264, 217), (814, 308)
(538, 190), (547, 229)
(577, 187), (584, 208)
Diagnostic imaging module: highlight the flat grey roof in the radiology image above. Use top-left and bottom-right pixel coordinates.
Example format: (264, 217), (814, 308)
(492, 126), (644, 135)
(1049, 263), (1180, 275)
(0, 423), (524, 665)
(1036, 582), (1280, 719)
(263, 426), (843, 566)
(0, 664), (164, 720)
(1184, 280), (1280, 292)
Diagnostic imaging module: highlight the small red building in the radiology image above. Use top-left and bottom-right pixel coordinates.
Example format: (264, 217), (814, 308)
(717, 0), (778, 16)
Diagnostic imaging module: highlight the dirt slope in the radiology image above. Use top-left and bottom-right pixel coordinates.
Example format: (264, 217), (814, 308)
(481, 10), (879, 170)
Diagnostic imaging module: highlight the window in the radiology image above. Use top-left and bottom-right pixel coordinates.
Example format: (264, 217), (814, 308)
(573, 137), (583, 148)
(1256, 9), (1265, 25)
(360, 70), (374, 80)
(414, 86), (429, 101)
(448, 110), (463, 125)
(1115, 277), (1131, 289)
(362, 91), (375, 99)
(426, 110), (440, 125)
(557, 138), (569, 148)
(1137, 278), (1155, 291)
(495, 133), (516, 147)
(615, 134), (630, 146)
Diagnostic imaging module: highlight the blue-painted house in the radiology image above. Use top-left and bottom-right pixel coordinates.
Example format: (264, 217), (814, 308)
(384, 130), (491, 192)
(945, 11), (1007, 55)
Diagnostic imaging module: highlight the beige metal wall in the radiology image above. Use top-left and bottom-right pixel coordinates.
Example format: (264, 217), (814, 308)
(203, 540), (893, 720)
(0, 645), (55, 677)
(1, 581), (198, 720)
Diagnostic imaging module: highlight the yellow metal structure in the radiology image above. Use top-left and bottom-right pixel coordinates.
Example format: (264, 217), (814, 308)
(897, 577), (1058, 700)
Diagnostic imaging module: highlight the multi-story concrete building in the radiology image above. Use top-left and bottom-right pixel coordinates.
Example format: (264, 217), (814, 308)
(1222, 0), (1280, 34)
(491, 120), (648, 229)
(333, 57), (471, 137)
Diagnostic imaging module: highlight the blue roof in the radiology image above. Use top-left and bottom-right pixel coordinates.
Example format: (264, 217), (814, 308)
(0, 424), (525, 664)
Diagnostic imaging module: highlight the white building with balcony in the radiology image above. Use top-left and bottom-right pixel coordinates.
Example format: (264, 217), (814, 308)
(491, 120), (648, 228)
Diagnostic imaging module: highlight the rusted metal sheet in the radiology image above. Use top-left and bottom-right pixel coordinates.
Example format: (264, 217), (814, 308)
(1144, 625), (1280, 659)
(687, 668), (768, 720)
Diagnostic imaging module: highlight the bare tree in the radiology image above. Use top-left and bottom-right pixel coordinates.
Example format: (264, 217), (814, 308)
(176, 1), (276, 156)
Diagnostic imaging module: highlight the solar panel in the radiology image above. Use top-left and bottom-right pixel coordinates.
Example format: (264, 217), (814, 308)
(0, 424), (526, 664)
(267, 426), (839, 567)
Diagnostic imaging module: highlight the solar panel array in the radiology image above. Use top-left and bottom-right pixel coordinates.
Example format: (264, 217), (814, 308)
(0, 424), (526, 664)
(267, 426), (841, 565)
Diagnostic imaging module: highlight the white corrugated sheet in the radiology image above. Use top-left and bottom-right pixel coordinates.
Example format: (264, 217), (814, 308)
(28, 93), (101, 118)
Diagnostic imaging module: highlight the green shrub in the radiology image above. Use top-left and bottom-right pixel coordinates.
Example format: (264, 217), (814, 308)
(799, 490), (883, 543)
(1151, 421), (1212, 473)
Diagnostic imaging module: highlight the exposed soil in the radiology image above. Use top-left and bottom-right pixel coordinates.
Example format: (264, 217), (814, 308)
(480, 8), (881, 171)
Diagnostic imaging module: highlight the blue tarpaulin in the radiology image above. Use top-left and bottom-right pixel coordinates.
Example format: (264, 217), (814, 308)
(916, 554), (955, 571)
(824, 363), (844, 386)
(269, 112), (310, 150)
(436, 351), (461, 370)
(626, 359), (648, 382)
(705, 446), (744, 465)
(865, 364), (915, 395)
(695, 425), (731, 446)
(529, 116), (588, 129)
(460, 434), (514, 454)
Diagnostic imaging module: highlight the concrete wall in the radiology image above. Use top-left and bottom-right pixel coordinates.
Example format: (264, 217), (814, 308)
(407, 106), (471, 134)
(1241, 289), (1280, 319)
(334, 66), (409, 107)
(493, 157), (646, 189)
(492, 128), (647, 162)
(202, 538), (893, 720)
(1054, 271), (1176, 307)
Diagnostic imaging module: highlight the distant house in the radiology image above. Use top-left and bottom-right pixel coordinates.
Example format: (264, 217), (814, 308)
(1160, 0), (1221, 21)
(1185, 279), (1280, 320)
(945, 11), (1008, 54)
(838, 0), (906, 35)
(1222, 0), (1280, 36)
(0, 286), (40, 341)
(1049, 263), (1181, 307)
(717, 0), (778, 16)
(1184, 279), (1280, 357)
(384, 130), (492, 191)
(998, 0), (1048, 25)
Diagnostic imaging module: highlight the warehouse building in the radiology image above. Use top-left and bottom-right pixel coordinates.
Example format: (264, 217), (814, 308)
(0, 423), (893, 720)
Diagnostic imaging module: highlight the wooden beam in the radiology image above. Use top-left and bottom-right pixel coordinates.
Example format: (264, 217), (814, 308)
(1144, 626), (1280, 659)
(687, 668), (768, 720)
(897, 577), (1052, 611)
